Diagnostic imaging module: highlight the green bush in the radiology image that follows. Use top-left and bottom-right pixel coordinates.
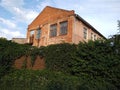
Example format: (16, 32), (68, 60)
(70, 40), (120, 89)
(0, 38), (120, 89)
(0, 69), (117, 90)
(0, 69), (80, 90)
(0, 39), (30, 77)
(44, 43), (76, 73)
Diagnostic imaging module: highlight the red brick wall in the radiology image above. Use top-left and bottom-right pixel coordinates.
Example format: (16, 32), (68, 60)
(72, 18), (104, 44)
(14, 56), (45, 70)
(27, 6), (105, 47)
(28, 6), (74, 29)
(27, 6), (74, 47)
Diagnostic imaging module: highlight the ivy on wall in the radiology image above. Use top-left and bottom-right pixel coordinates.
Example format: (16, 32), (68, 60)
(0, 38), (120, 89)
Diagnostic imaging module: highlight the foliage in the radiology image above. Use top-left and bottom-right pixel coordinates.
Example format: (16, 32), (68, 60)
(0, 39), (30, 77)
(44, 43), (76, 73)
(70, 40), (120, 89)
(38, 40), (119, 89)
(0, 69), (79, 90)
(117, 20), (120, 33)
(30, 48), (38, 66)
(0, 37), (7, 40)
(22, 57), (27, 69)
(0, 69), (116, 90)
(30, 46), (46, 66)
(0, 38), (120, 89)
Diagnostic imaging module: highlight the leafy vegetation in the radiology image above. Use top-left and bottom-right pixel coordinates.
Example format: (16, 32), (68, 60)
(0, 39), (30, 77)
(44, 43), (76, 73)
(0, 69), (117, 90)
(0, 38), (120, 89)
(71, 40), (120, 89)
(0, 69), (79, 90)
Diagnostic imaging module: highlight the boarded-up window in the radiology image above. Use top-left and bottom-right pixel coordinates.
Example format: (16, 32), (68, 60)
(36, 29), (41, 39)
(83, 27), (87, 39)
(60, 21), (68, 35)
(50, 24), (57, 37)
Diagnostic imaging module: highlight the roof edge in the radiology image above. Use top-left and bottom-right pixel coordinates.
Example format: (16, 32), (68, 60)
(75, 14), (106, 39)
(28, 6), (74, 28)
(46, 6), (74, 12)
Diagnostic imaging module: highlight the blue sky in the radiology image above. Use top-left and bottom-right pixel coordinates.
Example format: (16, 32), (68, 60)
(0, 0), (120, 39)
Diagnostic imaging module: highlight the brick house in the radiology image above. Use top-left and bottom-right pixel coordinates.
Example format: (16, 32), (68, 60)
(27, 6), (105, 47)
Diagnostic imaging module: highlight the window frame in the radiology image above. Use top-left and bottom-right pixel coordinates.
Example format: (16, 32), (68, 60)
(60, 21), (68, 35)
(94, 34), (96, 40)
(83, 27), (87, 39)
(91, 33), (93, 40)
(50, 24), (57, 37)
(36, 29), (41, 39)
(29, 30), (34, 44)
(30, 30), (34, 36)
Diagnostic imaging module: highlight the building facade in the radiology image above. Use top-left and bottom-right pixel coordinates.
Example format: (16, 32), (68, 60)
(27, 6), (105, 47)
(12, 38), (27, 44)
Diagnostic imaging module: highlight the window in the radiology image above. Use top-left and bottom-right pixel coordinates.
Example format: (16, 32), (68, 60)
(36, 29), (41, 39)
(50, 24), (57, 37)
(91, 33), (93, 40)
(94, 35), (96, 40)
(83, 27), (87, 39)
(60, 21), (68, 35)
(30, 30), (34, 43)
(30, 30), (34, 36)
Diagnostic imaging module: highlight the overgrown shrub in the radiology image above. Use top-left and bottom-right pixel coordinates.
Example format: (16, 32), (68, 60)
(0, 38), (120, 89)
(0, 69), (117, 90)
(0, 69), (79, 90)
(44, 43), (76, 73)
(70, 40), (120, 89)
(0, 39), (30, 77)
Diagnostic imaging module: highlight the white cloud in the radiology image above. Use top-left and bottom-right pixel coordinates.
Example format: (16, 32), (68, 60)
(0, 0), (24, 7)
(36, 0), (55, 11)
(53, 0), (120, 37)
(11, 7), (39, 23)
(25, 10), (39, 24)
(0, 0), (24, 16)
(84, 17), (117, 37)
(0, 0), (39, 39)
(0, 0), (120, 39)
(0, 0), (39, 24)
(0, 17), (16, 29)
(0, 17), (25, 40)
(0, 28), (25, 40)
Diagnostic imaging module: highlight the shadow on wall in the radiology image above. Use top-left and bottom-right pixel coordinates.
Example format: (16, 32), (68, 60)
(13, 56), (45, 70)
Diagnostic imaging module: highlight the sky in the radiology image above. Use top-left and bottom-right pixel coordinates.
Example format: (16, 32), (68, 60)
(0, 0), (120, 39)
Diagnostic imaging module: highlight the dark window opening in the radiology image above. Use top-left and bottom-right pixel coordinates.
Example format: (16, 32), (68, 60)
(60, 21), (68, 35)
(83, 27), (87, 39)
(30, 30), (34, 44)
(50, 24), (57, 37)
(36, 29), (41, 39)
(91, 33), (93, 40)
(94, 35), (96, 40)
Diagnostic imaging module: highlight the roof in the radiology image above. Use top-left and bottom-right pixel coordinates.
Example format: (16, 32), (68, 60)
(75, 14), (106, 39)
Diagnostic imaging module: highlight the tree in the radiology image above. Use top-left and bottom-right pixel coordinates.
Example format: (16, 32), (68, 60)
(0, 37), (7, 40)
(108, 20), (120, 47)
(114, 20), (120, 45)
(117, 20), (120, 33)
